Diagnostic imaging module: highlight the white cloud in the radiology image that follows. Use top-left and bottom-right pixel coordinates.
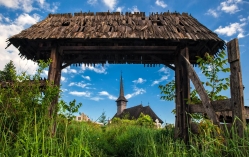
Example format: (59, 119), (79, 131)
(128, 6), (139, 13)
(206, 0), (243, 18)
(0, 0), (59, 13)
(158, 67), (169, 74)
(125, 86), (146, 99)
(99, 91), (117, 100)
(206, 9), (219, 18)
(219, 0), (241, 14)
(102, 0), (117, 11)
(61, 76), (66, 82)
(15, 13), (40, 27)
(81, 64), (107, 74)
(155, 0), (167, 8)
(214, 22), (246, 37)
(151, 75), (169, 86)
(237, 32), (245, 38)
(69, 91), (91, 97)
(62, 66), (77, 74)
(0, 13), (41, 75)
(90, 97), (104, 101)
(132, 78), (146, 84)
(240, 18), (247, 22)
(87, 0), (97, 5)
(69, 82), (91, 88)
(82, 75), (91, 81)
(61, 88), (68, 92)
(116, 6), (124, 12)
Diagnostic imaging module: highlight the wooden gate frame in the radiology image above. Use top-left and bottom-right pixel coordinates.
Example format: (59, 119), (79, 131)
(174, 38), (246, 141)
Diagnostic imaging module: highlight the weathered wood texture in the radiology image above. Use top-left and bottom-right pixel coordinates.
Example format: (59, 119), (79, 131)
(10, 12), (223, 41)
(181, 55), (219, 125)
(48, 47), (62, 118)
(227, 38), (246, 137)
(175, 47), (190, 142)
(189, 99), (231, 113)
(7, 12), (225, 66)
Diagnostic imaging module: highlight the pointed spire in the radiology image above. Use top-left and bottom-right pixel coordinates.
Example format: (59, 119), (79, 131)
(119, 72), (124, 97)
(116, 72), (127, 102)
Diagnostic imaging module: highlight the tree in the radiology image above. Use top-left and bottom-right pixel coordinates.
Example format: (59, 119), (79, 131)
(159, 50), (230, 118)
(58, 99), (83, 122)
(0, 60), (60, 137)
(0, 60), (17, 81)
(98, 111), (107, 125)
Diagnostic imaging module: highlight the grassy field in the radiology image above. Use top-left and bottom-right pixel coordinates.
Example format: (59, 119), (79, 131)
(1, 113), (249, 157)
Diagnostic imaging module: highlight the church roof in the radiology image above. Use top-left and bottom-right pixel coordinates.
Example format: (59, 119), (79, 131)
(113, 104), (163, 123)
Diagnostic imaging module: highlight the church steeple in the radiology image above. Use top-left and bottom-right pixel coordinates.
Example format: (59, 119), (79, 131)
(116, 73), (128, 102)
(116, 72), (127, 115)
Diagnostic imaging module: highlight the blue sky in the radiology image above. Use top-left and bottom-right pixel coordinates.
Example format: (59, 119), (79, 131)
(0, 0), (249, 124)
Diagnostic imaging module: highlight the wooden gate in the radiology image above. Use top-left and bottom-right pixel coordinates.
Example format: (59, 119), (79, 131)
(175, 38), (246, 141)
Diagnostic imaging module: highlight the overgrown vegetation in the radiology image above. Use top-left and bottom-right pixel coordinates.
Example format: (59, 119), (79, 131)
(159, 50), (230, 116)
(1, 55), (249, 156)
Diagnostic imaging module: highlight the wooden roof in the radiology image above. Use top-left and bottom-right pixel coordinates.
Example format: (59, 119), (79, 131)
(113, 104), (163, 123)
(7, 11), (225, 65)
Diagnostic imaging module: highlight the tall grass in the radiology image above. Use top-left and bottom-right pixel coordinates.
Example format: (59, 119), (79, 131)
(1, 112), (249, 156)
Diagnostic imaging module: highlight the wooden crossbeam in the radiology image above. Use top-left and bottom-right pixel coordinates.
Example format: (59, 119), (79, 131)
(181, 54), (219, 125)
(39, 46), (177, 51)
(189, 99), (231, 113)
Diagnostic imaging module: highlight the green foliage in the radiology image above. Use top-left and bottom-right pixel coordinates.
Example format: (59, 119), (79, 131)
(196, 50), (230, 101)
(0, 60), (60, 137)
(159, 50), (230, 103)
(58, 99), (82, 122)
(98, 111), (107, 125)
(136, 113), (154, 127)
(112, 113), (154, 128)
(159, 80), (175, 101)
(0, 60), (17, 81)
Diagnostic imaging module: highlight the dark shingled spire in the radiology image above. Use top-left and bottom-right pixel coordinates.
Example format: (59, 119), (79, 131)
(116, 73), (128, 102)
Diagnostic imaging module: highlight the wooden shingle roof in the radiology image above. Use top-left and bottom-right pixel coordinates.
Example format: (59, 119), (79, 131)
(9, 12), (223, 41)
(6, 11), (225, 64)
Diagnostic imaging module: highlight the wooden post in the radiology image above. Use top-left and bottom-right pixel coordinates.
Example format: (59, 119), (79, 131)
(227, 38), (245, 137)
(175, 47), (190, 142)
(48, 46), (62, 135)
(181, 47), (191, 142)
(175, 50), (181, 138)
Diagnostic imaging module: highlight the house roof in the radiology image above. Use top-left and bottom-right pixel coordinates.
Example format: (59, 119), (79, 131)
(6, 11), (225, 64)
(114, 104), (163, 123)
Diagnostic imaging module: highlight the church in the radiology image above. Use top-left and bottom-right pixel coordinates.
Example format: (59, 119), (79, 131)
(113, 74), (163, 124)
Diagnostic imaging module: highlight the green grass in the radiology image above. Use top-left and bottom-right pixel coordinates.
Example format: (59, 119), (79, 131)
(1, 113), (249, 157)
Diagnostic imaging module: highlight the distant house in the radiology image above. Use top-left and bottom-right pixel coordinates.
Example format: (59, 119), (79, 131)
(112, 74), (163, 124)
(75, 113), (90, 122)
